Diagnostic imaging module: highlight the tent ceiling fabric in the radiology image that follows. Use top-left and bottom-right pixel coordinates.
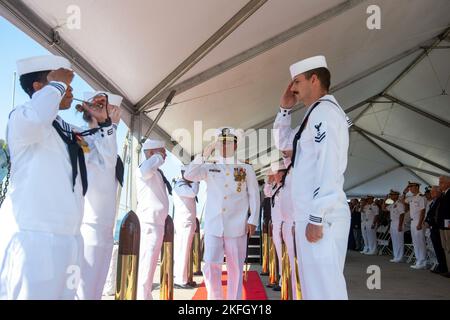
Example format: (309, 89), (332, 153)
(21, 0), (250, 103)
(389, 44), (450, 122)
(346, 167), (429, 197)
(346, 131), (400, 189)
(175, 0), (347, 84)
(1, 0), (449, 196)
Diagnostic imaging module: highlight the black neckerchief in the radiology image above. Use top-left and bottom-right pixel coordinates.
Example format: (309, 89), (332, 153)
(176, 180), (198, 202)
(290, 98), (344, 168)
(271, 183), (280, 208)
(52, 120), (88, 196)
(158, 169), (172, 195)
(271, 169), (289, 207)
(290, 101), (322, 168)
(282, 98), (343, 192)
(116, 155), (124, 187)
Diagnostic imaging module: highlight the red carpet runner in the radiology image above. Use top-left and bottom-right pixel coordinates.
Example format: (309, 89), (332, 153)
(192, 271), (267, 300)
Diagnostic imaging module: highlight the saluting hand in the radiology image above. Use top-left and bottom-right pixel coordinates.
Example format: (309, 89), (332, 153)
(47, 68), (74, 86)
(108, 105), (122, 124)
(403, 186), (409, 195)
(280, 81), (298, 109)
(305, 223), (323, 243)
(202, 141), (216, 158)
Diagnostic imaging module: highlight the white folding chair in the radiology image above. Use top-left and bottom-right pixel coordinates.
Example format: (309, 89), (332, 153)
(376, 225), (392, 256)
(403, 230), (415, 264)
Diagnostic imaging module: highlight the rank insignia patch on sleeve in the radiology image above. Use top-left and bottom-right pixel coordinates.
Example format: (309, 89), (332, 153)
(314, 122), (326, 143)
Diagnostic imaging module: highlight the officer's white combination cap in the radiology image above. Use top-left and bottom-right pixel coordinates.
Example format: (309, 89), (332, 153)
(142, 139), (165, 150)
(216, 127), (236, 137)
(84, 91), (123, 107)
(216, 127), (244, 142)
(17, 55), (72, 77)
(290, 55), (328, 80)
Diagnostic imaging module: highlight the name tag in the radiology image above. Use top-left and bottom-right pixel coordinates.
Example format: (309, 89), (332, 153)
(445, 219), (450, 228)
(209, 169), (221, 173)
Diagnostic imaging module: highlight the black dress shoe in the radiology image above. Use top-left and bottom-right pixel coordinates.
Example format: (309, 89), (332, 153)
(272, 285), (281, 291)
(431, 268), (447, 274)
(260, 272), (269, 276)
(187, 281), (198, 288)
(431, 269), (442, 274)
(266, 283), (275, 288)
(193, 271), (203, 276)
(439, 272), (450, 278)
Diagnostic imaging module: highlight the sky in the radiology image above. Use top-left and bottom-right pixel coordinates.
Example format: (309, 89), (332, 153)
(0, 16), (207, 238)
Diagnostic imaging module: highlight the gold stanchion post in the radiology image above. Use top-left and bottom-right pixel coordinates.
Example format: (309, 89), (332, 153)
(115, 210), (140, 300)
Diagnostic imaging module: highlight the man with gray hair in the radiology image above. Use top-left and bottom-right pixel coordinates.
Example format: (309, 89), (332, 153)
(425, 186), (447, 274)
(437, 176), (450, 278)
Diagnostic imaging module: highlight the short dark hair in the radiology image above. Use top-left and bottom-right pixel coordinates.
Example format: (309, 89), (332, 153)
(82, 110), (93, 123)
(19, 70), (51, 98)
(303, 67), (331, 91)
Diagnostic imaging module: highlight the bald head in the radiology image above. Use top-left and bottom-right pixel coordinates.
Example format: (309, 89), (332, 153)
(430, 186), (441, 199)
(439, 176), (450, 192)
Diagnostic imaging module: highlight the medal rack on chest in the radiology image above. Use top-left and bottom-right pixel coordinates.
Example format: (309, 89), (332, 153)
(209, 159), (247, 193)
(234, 167), (246, 193)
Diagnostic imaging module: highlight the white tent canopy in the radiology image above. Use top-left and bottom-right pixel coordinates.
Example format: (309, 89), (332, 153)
(1, 0), (449, 197)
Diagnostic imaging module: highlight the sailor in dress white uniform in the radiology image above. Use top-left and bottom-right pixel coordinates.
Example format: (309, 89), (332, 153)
(76, 92), (123, 300)
(173, 165), (200, 288)
(136, 139), (172, 300)
(0, 55), (117, 299)
(273, 55), (351, 299)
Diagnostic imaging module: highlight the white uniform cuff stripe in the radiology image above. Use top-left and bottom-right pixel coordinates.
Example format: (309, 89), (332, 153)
(309, 215), (323, 223)
(48, 82), (66, 96)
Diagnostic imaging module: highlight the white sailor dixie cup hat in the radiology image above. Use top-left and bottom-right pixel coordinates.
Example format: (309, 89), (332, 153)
(16, 55), (72, 77)
(142, 139), (165, 150)
(289, 55), (328, 80)
(84, 91), (123, 107)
